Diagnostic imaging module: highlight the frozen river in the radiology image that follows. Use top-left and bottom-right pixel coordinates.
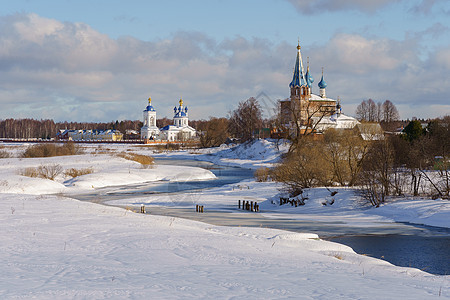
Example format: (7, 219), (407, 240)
(69, 157), (450, 275)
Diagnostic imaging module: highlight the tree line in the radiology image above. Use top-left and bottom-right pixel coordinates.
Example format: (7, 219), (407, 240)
(355, 99), (399, 123)
(0, 97), (264, 147)
(225, 96), (449, 203)
(272, 116), (450, 204)
(0, 119), (143, 139)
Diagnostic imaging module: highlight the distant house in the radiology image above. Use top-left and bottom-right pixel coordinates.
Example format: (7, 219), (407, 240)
(56, 129), (71, 140)
(354, 123), (384, 141)
(312, 104), (384, 140)
(56, 129), (123, 141)
(314, 101), (360, 132)
(96, 130), (123, 141)
(126, 129), (139, 135)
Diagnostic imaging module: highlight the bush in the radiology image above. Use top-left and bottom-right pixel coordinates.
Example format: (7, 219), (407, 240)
(20, 164), (63, 180)
(198, 117), (229, 148)
(22, 142), (82, 158)
(0, 150), (10, 158)
(272, 137), (333, 193)
(21, 167), (39, 178)
(150, 143), (182, 152)
(64, 167), (94, 178)
(117, 152), (154, 168)
(254, 167), (271, 182)
(357, 139), (394, 206)
(165, 143), (181, 151)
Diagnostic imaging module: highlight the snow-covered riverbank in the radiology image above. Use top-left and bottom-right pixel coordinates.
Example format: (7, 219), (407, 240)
(1, 140), (449, 230)
(140, 140), (450, 230)
(0, 141), (449, 298)
(0, 151), (216, 195)
(2, 193), (448, 299)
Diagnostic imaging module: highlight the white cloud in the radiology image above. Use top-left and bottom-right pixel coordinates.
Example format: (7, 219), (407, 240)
(0, 13), (448, 122)
(287, 0), (449, 15)
(296, 32), (450, 118)
(286, 0), (401, 14)
(0, 14), (289, 121)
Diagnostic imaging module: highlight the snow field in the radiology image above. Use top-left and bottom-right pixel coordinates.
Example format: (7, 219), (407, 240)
(0, 152), (216, 195)
(0, 141), (449, 298)
(1, 193), (448, 299)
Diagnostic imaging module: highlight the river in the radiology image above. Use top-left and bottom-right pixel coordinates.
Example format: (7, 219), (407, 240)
(69, 157), (450, 275)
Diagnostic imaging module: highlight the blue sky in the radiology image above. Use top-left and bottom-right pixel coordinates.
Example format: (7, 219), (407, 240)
(1, 0), (450, 121)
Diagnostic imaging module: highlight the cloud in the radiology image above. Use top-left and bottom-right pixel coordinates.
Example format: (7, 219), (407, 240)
(408, 0), (449, 15)
(286, 0), (401, 14)
(302, 33), (450, 118)
(113, 14), (138, 23)
(287, 0), (450, 15)
(0, 13), (449, 122)
(0, 14), (290, 121)
(311, 34), (416, 73)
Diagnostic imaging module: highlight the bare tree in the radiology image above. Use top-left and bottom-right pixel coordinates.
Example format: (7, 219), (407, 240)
(421, 117), (450, 198)
(285, 100), (332, 153)
(355, 100), (369, 121)
(322, 129), (370, 186)
(376, 102), (383, 122)
(272, 137), (333, 192)
(356, 99), (379, 122)
(198, 117), (229, 148)
(358, 139), (394, 206)
(356, 99), (399, 123)
(229, 97), (263, 142)
(367, 99), (378, 122)
(382, 100), (400, 123)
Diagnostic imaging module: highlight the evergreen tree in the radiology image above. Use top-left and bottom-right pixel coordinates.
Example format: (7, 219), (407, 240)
(403, 120), (424, 141)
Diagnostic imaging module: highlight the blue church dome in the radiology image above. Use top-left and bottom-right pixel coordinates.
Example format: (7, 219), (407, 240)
(305, 69), (314, 87)
(144, 97), (156, 111)
(145, 105), (155, 112)
(174, 109), (187, 117)
(318, 75), (327, 89)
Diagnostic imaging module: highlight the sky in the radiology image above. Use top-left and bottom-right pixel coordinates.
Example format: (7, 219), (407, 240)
(1, 0), (450, 122)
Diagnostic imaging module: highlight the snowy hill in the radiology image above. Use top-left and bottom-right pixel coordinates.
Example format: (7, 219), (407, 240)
(1, 193), (448, 299)
(0, 142), (449, 298)
(152, 139), (289, 169)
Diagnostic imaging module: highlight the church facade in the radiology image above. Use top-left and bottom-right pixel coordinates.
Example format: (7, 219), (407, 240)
(140, 97), (160, 140)
(140, 97), (196, 142)
(280, 42), (346, 132)
(159, 99), (196, 141)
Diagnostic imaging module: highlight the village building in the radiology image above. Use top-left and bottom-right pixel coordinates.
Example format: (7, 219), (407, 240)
(314, 99), (360, 132)
(56, 129), (123, 141)
(139, 97), (196, 142)
(280, 42), (360, 134)
(140, 97), (160, 140)
(159, 98), (196, 141)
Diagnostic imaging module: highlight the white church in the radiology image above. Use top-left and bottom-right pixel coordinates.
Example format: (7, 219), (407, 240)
(140, 97), (196, 141)
(140, 97), (160, 140)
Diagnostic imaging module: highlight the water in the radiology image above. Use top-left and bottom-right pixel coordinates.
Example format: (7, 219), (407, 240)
(329, 234), (450, 275)
(68, 157), (450, 275)
(72, 158), (254, 202)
